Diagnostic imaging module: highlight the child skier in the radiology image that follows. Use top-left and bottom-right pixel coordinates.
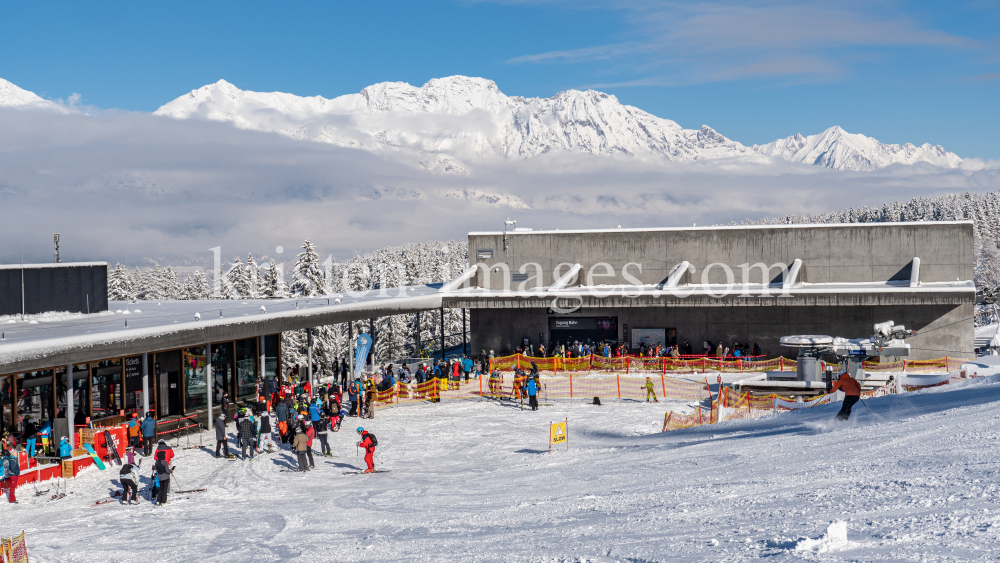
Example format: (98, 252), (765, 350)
(356, 427), (377, 473)
(644, 377), (659, 403)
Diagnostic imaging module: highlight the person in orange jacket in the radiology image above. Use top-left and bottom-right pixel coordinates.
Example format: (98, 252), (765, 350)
(830, 371), (862, 421)
(357, 427), (376, 473)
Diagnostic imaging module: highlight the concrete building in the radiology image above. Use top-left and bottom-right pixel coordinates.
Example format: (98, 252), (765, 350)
(461, 221), (975, 360)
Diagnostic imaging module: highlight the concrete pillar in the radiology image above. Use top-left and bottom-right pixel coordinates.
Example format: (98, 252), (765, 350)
(141, 352), (149, 415)
(415, 313), (421, 357)
(205, 343), (213, 425)
(463, 309), (467, 357)
(65, 363), (74, 445)
(440, 307), (445, 360)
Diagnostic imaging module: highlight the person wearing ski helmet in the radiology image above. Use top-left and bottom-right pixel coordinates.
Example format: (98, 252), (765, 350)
(357, 427), (376, 473)
(643, 377), (658, 403)
(830, 371), (862, 421)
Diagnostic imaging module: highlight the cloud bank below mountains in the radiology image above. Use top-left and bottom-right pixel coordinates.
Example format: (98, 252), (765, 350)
(2, 104), (997, 269)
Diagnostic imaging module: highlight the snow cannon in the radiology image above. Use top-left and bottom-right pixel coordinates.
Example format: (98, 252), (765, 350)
(779, 321), (916, 383)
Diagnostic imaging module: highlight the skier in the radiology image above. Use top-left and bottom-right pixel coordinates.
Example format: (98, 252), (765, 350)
(23, 416), (37, 458)
(527, 377), (539, 411)
(141, 412), (156, 456)
(238, 411), (256, 459)
(119, 459), (138, 505)
(128, 413), (142, 450)
(315, 414), (331, 456)
(220, 391), (230, 418)
(153, 450), (171, 505)
(291, 423), (310, 472)
(830, 371), (862, 421)
(155, 439), (175, 465)
(2, 449), (18, 503)
(348, 379), (360, 416)
(644, 377), (659, 403)
(258, 409), (274, 453)
(214, 412), (230, 458)
(356, 427), (376, 473)
(303, 420), (316, 469)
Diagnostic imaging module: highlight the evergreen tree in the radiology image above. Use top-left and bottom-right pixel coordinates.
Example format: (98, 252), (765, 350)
(292, 238), (326, 296)
(162, 266), (182, 300)
(228, 257), (252, 299)
(246, 253), (261, 299)
(262, 259), (287, 298)
(108, 263), (133, 301)
(180, 269), (210, 300)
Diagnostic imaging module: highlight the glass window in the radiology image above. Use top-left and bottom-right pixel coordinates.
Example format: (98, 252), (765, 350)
(235, 339), (258, 399)
(183, 346), (208, 412)
(1, 374), (13, 436)
(210, 343), (233, 404)
(16, 370), (54, 432)
(56, 364), (91, 426)
(264, 334), (279, 380)
(91, 359), (123, 420)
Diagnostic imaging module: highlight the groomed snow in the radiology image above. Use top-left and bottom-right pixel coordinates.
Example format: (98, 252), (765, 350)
(7, 376), (1000, 561)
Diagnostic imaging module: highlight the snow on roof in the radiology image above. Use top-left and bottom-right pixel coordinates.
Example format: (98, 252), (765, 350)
(0, 261), (107, 271)
(470, 220), (974, 237)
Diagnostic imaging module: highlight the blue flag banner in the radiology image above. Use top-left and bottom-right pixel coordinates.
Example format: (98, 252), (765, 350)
(354, 333), (373, 376)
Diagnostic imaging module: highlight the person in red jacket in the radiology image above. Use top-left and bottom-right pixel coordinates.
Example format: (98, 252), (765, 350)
(830, 371), (862, 421)
(303, 421), (316, 469)
(155, 439), (175, 465)
(357, 427), (376, 473)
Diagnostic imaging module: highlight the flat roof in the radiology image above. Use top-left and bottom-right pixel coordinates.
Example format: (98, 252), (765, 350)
(470, 220), (974, 237)
(0, 261), (108, 271)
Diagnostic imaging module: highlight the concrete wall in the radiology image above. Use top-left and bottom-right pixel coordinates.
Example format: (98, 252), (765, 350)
(470, 304), (973, 361)
(467, 222), (974, 289)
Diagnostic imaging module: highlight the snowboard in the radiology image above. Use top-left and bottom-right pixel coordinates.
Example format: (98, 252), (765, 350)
(104, 431), (123, 465)
(82, 443), (107, 470)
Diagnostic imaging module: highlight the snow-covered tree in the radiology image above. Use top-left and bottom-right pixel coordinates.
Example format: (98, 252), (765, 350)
(246, 253), (261, 298)
(228, 257), (252, 299)
(180, 269), (210, 300)
(262, 259), (287, 298)
(108, 263), (133, 301)
(292, 239), (326, 296)
(162, 266), (182, 300)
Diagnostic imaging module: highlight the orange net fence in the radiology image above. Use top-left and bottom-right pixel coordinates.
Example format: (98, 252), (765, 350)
(371, 373), (712, 410)
(492, 353), (968, 376)
(2, 531), (29, 563)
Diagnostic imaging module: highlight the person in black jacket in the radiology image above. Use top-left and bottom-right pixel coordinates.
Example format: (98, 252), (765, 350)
(153, 451), (171, 505)
(315, 415), (331, 456)
(214, 413), (230, 458)
(238, 414), (256, 460)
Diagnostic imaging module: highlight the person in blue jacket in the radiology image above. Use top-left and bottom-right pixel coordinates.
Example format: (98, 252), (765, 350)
(59, 436), (73, 459)
(141, 413), (156, 456)
(309, 400), (321, 423)
(527, 378), (539, 411)
(463, 356), (474, 382)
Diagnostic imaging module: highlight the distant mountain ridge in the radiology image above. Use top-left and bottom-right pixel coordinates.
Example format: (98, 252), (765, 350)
(0, 75), (972, 172)
(152, 76), (969, 172)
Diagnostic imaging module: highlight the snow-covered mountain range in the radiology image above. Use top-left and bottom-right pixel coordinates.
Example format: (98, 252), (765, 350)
(152, 76), (967, 173)
(0, 75), (969, 173)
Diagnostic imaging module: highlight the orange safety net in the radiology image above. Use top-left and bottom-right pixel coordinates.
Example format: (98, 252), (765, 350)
(661, 405), (709, 432)
(490, 353), (805, 375)
(2, 532), (29, 563)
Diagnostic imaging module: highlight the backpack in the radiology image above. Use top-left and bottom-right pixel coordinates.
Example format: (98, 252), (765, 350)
(592, 396), (602, 406)
(366, 432), (378, 447)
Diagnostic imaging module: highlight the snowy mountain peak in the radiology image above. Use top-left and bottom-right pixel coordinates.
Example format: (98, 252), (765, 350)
(0, 77), (53, 108)
(753, 125), (964, 171)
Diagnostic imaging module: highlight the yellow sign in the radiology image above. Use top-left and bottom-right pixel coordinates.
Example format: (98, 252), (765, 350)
(550, 421), (568, 445)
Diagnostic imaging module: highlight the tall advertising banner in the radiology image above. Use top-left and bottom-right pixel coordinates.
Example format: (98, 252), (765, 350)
(354, 334), (373, 376)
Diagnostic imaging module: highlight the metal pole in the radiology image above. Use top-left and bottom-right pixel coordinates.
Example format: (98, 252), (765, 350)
(415, 313), (421, 358)
(206, 342), (213, 428)
(307, 329), (314, 392)
(463, 309), (467, 357)
(259, 335), (266, 390)
(440, 307), (445, 360)
(141, 352), (149, 415)
(65, 363), (74, 447)
(349, 322), (355, 381)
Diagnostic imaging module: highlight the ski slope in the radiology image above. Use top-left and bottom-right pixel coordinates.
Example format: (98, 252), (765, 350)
(6, 376), (1000, 562)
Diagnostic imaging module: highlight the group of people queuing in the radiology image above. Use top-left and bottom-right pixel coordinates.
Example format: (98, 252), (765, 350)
(509, 339), (764, 361)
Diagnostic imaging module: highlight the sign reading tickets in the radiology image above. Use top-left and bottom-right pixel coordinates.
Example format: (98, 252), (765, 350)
(550, 419), (568, 453)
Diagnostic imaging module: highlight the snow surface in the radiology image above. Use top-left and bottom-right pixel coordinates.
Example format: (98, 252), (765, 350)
(0, 78), (68, 112)
(151, 76), (969, 173)
(8, 375), (1000, 561)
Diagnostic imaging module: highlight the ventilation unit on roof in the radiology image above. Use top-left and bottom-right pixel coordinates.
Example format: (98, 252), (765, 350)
(477, 248), (494, 259)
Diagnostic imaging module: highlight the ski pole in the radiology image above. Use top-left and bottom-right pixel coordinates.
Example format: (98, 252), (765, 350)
(859, 397), (874, 417)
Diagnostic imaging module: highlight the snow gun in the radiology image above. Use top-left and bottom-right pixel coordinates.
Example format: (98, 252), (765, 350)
(780, 320), (916, 383)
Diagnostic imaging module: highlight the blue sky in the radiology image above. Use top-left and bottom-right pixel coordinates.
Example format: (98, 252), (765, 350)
(1, 0), (998, 158)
